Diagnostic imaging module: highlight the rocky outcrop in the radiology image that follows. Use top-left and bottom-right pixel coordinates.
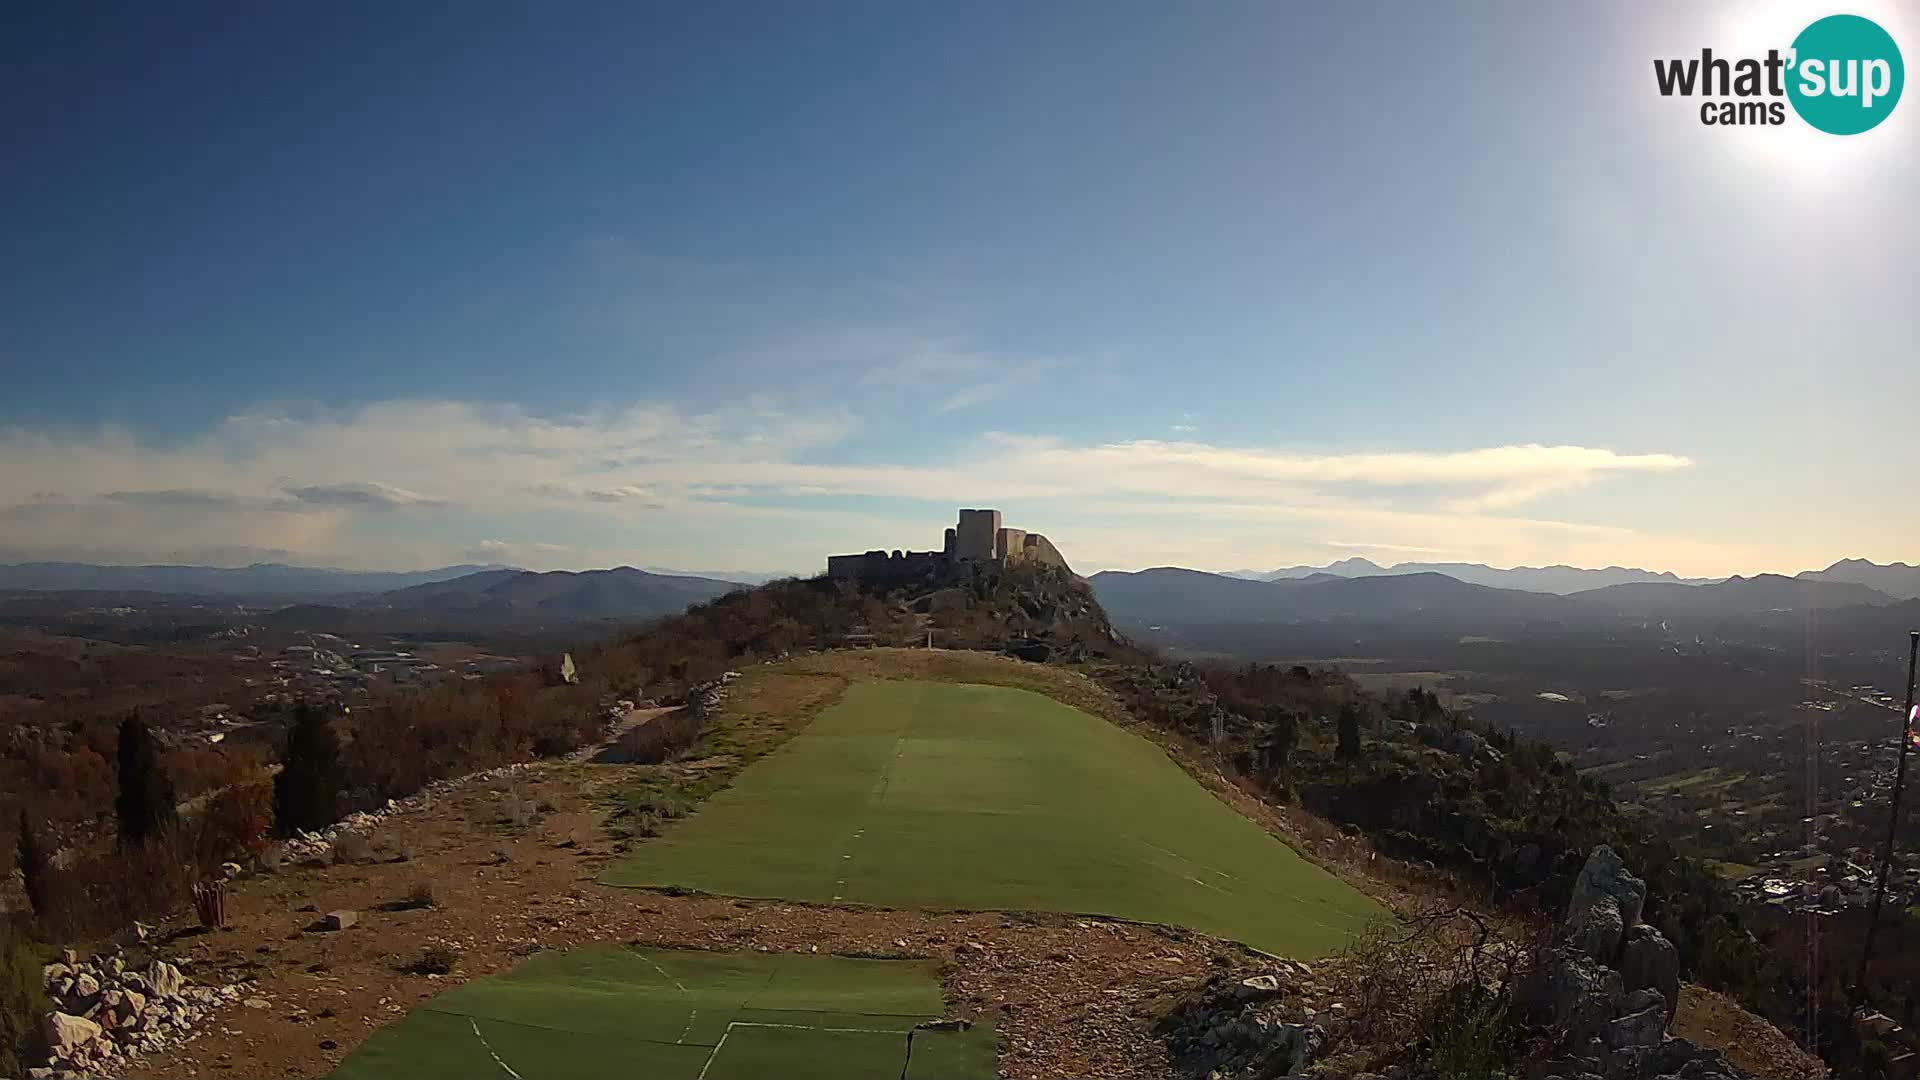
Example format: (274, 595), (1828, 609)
(1157, 966), (1334, 1078)
(1524, 846), (1748, 1080)
(1568, 845), (1646, 932)
(1619, 925), (1681, 1025)
(34, 944), (255, 1075)
(1530, 952), (1624, 1043)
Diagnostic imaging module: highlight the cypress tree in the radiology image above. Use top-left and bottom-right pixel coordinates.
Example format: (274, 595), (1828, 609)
(116, 712), (178, 845)
(275, 704), (343, 835)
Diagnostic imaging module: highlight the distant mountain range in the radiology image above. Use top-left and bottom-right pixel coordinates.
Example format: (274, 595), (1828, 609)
(639, 566), (796, 586)
(1090, 564), (1902, 625)
(0, 561), (507, 598)
(1797, 558), (1920, 599)
(1249, 557), (1719, 594)
(1091, 568), (1566, 624)
(362, 567), (741, 620)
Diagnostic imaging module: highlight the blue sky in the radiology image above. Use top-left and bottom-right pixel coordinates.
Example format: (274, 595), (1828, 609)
(2, 1), (1915, 576)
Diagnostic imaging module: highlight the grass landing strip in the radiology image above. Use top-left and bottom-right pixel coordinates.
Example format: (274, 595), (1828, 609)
(607, 679), (1383, 958)
(327, 946), (994, 1080)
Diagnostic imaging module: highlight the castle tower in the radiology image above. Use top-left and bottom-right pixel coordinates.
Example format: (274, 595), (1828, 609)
(955, 509), (1001, 562)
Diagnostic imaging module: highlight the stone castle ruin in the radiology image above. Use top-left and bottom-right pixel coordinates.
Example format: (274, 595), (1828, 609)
(826, 508), (1068, 582)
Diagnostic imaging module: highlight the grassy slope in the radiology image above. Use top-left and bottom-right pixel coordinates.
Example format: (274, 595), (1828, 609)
(328, 946), (992, 1080)
(607, 678), (1383, 957)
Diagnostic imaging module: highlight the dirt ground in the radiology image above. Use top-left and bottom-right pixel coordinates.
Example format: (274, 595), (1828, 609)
(1673, 984), (1827, 1080)
(115, 754), (1281, 1080)
(109, 649), (1791, 1079)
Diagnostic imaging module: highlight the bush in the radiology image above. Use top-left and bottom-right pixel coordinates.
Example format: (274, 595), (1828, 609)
(405, 943), (460, 976)
(379, 881), (436, 912)
(195, 758), (274, 867)
(1423, 983), (1515, 1079)
(332, 830), (376, 864)
(1334, 908), (1539, 1075)
(34, 832), (196, 943)
(0, 923), (50, 1078)
(15, 812), (47, 920)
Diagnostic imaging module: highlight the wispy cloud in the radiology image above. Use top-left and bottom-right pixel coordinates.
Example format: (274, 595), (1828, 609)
(287, 481), (445, 509)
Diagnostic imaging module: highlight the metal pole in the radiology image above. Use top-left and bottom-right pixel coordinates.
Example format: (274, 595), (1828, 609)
(1857, 630), (1920, 1000)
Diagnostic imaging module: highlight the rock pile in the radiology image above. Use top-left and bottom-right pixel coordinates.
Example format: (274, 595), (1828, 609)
(1158, 965), (1334, 1078)
(33, 947), (254, 1077)
(1523, 846), (1739, 1080)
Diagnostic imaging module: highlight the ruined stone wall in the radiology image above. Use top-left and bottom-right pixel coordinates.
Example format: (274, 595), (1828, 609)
(826, 549), (950, 582)
(995, 527), (1027, 562)
(1018, 533), (1070, 571)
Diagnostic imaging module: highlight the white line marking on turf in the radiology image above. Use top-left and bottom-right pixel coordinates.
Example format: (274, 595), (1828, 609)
(696, 1027), (731, 1080)
(677, 1008), (698, 1044)
(729, 1021), (903, 1033)
(469, 1018), (526, 1080)
(695, 1019), (907, 1078)
(640, 954), (690, 993)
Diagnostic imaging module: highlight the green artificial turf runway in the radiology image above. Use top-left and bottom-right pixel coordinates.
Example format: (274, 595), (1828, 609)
(606, 680), (1383, 957)
(327, 946), (993, 1080)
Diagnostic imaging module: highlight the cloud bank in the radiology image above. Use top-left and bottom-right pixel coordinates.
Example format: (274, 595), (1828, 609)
(0, 397), (1735, 574)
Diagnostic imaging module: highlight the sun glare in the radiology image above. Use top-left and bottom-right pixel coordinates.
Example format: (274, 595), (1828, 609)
(1704, 0), (1914, 181)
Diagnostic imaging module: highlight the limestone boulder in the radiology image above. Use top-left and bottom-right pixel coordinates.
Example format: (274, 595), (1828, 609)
(43, 1011), (102, 1055)
(1620, 924), (1681, 1024)
(1569, 894), (1626, 961)
(1606, 1004), (1668, 1049)
(1569, 846), (1646, 931)
(147, 960), (184, 1001)
(1525, 950), (1624, 1044)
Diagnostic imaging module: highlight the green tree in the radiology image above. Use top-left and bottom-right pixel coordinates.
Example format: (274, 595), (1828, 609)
(15, 811), (47, 919)
(275, 704), (344, 835)
(1337, 703), (1362, 760)
(1262, 704), (1298, 777)
(0, 923), (49, 1078)
(116, 712), (178, 846)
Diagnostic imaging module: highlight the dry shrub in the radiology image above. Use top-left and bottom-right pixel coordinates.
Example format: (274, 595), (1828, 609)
(1334, 906), (1548, 1075)
(605, 709), (703, 765)
(195, 757), (274, 867)
(35, 832), (196, 942)
(405, 943), (460, 976)
(164, 744), (234, 800)
(330, 830), (374, 865)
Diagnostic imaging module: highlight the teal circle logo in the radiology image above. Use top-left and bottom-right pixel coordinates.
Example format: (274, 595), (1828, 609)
(1787, 14), (1904, 134)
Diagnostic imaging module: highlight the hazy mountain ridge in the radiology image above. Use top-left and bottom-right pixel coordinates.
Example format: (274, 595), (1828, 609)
(1090, 567), (1569, 623)
(0, 561), (508, 597)
(1568, 573), (1896, 614)
(1092, 564), (1900, 624)
(364, 566), (742, 619)
(1797, 558), (1920, 599)
(1260, 557), (1720, 594)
